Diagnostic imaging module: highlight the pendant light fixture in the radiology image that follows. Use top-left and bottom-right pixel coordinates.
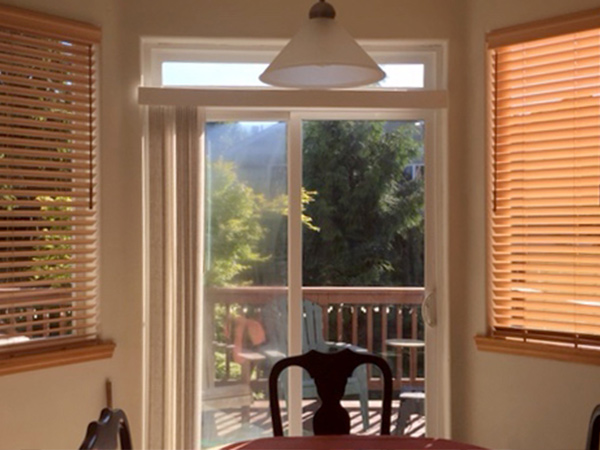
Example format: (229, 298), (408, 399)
(259, 0), (386, 89)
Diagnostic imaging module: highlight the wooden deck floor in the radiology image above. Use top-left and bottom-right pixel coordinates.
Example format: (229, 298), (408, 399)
(203, 399), (425, 449)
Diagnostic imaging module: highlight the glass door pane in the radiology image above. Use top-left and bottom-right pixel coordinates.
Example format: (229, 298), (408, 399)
(301, 119), (425, 436)
(201, 120), (288, 448)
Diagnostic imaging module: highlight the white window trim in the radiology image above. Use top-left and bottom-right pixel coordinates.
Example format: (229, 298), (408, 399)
(140, 37), (446, 90)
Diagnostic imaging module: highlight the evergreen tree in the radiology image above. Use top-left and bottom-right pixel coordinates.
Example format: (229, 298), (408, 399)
(302, 120), (424, 287)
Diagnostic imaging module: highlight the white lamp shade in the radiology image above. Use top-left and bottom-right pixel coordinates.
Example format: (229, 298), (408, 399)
(259, 17), (386, 89)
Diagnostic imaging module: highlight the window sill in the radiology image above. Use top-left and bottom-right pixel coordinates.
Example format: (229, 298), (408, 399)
(475, 335), (600, 366)
(0, 340), (115, 376)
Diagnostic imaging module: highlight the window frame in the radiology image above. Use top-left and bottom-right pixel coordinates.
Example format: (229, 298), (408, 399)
(139, 37), (451, 447)
(0, 4), (114, 375)
(476, 6), (600, 365)
(140, 37), (445, 90)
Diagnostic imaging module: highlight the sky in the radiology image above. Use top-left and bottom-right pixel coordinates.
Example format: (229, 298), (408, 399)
(162, 62), (425, 89)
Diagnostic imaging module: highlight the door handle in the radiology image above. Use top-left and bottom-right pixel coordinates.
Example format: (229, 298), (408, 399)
(422, 289), (436, 327)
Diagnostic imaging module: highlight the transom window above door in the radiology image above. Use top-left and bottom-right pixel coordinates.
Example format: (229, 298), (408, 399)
(141, 38), (445, 90)
(161, 62), (425, 89)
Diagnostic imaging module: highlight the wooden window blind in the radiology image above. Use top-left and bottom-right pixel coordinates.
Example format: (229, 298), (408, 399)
(485, 9), (600, 356)
(0, 5), (102, 357)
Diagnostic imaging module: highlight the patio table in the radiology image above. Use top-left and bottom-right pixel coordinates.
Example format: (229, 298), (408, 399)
(385, 338), (426, 432)
(385, 338), (425, 349)
(221, 435), (487, 449)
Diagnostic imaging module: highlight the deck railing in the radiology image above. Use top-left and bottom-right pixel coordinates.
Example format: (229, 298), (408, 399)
(207, 286), (425, 391)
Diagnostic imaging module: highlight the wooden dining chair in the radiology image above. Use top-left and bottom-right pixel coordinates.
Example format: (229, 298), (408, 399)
(260, 299), (370, 429)
(268, 348), (393, 436)
(586, 404), (600, 450)
(79, 408), (132, 450)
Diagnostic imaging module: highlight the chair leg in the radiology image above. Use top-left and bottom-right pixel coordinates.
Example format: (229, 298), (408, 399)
(355, 365), (370, 430)
(396, 398), (417, 435)
(416, 398), (424, 417)
(358, 384), (369, 430)
(202, 411), (217, 443)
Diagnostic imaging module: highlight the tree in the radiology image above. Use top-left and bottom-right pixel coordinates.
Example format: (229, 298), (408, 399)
(301, 120), (424, 287)
(205, 159), (267, 287)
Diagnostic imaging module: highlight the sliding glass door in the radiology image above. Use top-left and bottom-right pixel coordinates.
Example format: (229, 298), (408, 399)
(200, 111), (432, 448)
(202, 119), (289, 448)
(300, 117), (425, 436)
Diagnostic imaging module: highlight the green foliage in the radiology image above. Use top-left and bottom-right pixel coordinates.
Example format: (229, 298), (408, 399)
(0, 191), (76, 337)
(205, 160), (268, 287)
(206, 158), (319, 287)
(205, 120), (424, 287)
(32, 196), (73, 285)
(279, 187), (320, 232)
(214, 349), (241, 381)
(302, 120), (424, 287)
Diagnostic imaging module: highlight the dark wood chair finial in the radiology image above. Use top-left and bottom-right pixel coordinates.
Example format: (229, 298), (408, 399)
(79, 408), (132, 450)
(586, 404), (600, 450)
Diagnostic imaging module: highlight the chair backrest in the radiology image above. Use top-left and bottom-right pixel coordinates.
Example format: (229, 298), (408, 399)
(79, 408), (132, 450)
(260, 297), (288, 354)
(268, 348), (392, 436)
(262, 298), (330, 354)
(586, 405), (600, 450)
(302, 300), (329, 352)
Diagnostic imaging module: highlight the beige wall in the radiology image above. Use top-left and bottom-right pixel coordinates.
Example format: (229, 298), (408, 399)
(0, 1), (142, 449)
(457, 1), (600, 449)
(0, 0), (598, 449)
(0, 1), (465, 448)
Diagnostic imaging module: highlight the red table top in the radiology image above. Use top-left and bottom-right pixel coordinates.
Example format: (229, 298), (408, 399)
(221, 435), (487, 450)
